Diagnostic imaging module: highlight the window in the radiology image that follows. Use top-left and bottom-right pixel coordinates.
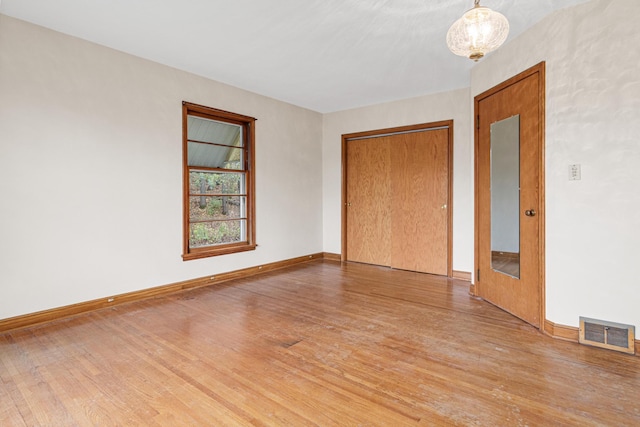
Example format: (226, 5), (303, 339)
(182, 102), (256, 260)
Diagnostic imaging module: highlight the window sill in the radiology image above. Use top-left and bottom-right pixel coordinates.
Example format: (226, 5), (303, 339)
(182, 243), (257, 261)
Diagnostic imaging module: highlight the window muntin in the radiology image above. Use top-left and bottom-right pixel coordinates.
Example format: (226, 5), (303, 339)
(182, 102), (256, 260)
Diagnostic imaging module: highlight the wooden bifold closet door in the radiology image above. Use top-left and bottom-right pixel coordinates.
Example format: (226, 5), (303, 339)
(344, 125), (451, 276)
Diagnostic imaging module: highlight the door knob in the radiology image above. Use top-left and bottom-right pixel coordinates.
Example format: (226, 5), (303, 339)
(525, 209), (536, 217)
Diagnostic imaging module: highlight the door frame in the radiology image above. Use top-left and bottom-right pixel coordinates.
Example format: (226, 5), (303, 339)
(473, 62), (546, 328)
(341, 120), (454, 277)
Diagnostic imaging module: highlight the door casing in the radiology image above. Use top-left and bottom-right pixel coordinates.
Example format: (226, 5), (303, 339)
(341, 121), (454, 277)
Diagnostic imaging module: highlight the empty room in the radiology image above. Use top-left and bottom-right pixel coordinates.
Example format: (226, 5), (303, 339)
(1, 0), (639, 425)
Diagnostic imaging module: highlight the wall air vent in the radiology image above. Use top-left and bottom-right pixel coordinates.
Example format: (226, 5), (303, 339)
(579, 317), (635, 354)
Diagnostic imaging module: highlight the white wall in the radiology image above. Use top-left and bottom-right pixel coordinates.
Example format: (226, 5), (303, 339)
(322, 88), (474, 273)
(0, 15), (324, 320)
(472, 0), (640, 328)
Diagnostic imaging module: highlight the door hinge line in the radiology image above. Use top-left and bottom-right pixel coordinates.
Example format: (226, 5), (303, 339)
(477, 268), (480, 281)
(476, 115), (480, 130)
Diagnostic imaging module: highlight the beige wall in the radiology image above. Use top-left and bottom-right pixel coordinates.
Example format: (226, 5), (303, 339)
(2, 0), (638, 332)
(471, 0), (640, 328)
(0, 15), (324, 319)
(322, 88), (473, 273)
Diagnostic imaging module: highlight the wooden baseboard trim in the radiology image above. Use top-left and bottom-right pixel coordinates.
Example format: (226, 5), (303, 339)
(469, 284), (476, 296)
(322, 252), (342, 262)
(544, 319), (639, 357)
(544, 320), (579, 342)
(452, 270), (472, 281)
(491, 251), (519, 260)
(0, 252), (328, 333)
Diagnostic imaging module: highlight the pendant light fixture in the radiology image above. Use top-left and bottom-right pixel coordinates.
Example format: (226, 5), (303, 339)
(446, 0), (509, 61)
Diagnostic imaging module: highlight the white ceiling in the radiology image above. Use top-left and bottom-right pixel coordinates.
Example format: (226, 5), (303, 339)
(0, 0), (590, 113)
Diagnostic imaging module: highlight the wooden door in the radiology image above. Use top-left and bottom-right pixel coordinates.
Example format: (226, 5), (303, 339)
(346, 137), (391, 266)
(475, 63), (545, 328)
(344, 123), (452, 276)
(391, 129), (449, 275)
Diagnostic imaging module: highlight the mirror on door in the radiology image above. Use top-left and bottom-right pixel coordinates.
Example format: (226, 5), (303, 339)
(490, 115), (520, 278)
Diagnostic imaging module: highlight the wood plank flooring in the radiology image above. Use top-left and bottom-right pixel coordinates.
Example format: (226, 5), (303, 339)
(1, 260), (639, 426)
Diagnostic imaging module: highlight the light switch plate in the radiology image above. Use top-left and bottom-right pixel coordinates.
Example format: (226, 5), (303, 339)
(569, 164), (581, 181)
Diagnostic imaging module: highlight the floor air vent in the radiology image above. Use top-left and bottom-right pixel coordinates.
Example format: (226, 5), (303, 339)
(579, 317), (635, 354)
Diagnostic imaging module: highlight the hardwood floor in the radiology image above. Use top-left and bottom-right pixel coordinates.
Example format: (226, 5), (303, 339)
(1, 260), (638, 426)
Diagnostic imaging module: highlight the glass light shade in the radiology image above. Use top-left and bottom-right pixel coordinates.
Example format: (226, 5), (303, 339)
(446, 3), (509, 61)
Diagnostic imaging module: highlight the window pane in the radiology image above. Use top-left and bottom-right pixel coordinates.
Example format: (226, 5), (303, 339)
(189, 171), (245, 195)
(187, 115), (243, 147)
(183, 102), (255, 259)
(187, 142), (244, 170)
(189, 220), (246, 248)
(189, 196), (246, 221)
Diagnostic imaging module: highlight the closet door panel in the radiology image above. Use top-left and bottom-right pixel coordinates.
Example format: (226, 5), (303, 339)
(346, 137), (391, 266)
(390, 129), (449, 275)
